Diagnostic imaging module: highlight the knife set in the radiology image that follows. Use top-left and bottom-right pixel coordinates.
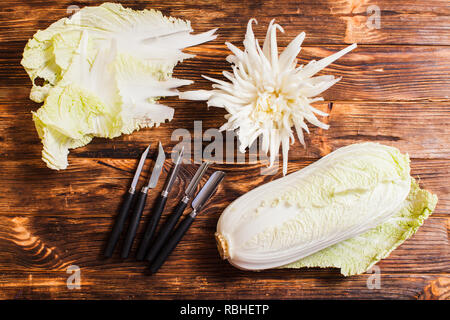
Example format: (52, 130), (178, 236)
(104, 143), (225, 274)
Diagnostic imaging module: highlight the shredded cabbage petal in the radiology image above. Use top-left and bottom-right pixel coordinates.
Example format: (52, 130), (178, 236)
(21, 3), (217, 170)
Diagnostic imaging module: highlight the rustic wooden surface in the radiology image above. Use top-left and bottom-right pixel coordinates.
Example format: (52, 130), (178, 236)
(0, 0), (449, 300)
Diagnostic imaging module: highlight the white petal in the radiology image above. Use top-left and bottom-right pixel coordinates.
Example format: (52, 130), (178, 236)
(269, 23), (284, 71)
(226, 42), (245, 61)
(299, 43), (357, 78)
(179, 90), (212, 100)
(279, 32), (305, 70)
(262, 19), (275, 59)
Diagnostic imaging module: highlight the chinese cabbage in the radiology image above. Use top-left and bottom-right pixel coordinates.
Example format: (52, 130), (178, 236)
(215, 143), (438, 275)
(22, 3), (217, 170)
(22, 2), (216, 103)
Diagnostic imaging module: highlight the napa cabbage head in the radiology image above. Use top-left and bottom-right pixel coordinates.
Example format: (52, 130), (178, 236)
(216, 143), (438, 275)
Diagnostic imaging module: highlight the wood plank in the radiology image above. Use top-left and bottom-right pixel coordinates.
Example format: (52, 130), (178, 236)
(0, 269), (447, 299)
(0, 159), (447, 217)
(179, 45), (450, 101)
(1, 101), (449, 161)
(2, 45), (450, 101)
(419, 277), (450, 300)
(0, 0), (448, 301)
(0, 214), (447, 274)
(0, 0), (449, 45)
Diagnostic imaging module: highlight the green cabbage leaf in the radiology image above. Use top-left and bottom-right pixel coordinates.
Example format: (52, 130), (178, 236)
(21, 3), (216, 170)
(283, 178), (438, 276)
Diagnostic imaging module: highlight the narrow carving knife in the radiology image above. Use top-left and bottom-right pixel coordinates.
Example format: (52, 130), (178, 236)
(104, 144), (150, 258)
(149, 170), (225, 274)
(121, 142), (166, 258)
(136, 146), (185, 260)
(145, 161), (210, 262)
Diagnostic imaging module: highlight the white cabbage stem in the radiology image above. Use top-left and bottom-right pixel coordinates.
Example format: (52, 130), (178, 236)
(215, 143), (412, 271)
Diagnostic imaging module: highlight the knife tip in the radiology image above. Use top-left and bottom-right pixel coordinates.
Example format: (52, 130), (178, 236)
(158, 141), (166, 157)
(177, 146), (185, 162)
(142, 144), (151, 158)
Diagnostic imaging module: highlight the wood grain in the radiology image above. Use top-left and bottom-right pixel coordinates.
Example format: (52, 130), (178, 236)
(0, 0), (449, 45)
(0, 0), (448, 300)
(0, 159), (448, 217)
(0, 215), (448, 273)
(419, 277), (450, 300)
(1, 101), (449, 160)
(2, 45), (450, 101)
(0, 270), (448, 300)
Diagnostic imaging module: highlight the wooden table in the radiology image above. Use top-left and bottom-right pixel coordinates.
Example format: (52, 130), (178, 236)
(0, 0), (448, 300)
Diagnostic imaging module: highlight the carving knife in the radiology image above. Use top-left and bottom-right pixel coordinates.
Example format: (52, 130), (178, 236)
(145, 161), (210, 262)
(149, 170), (225, 274)
(121, 142), (166, 258)
(104, 144), (150, 258)
(136, 146), (185, 260)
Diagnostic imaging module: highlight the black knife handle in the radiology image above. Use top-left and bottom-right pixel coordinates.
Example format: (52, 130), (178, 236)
(136, 194), (168, 260)
(149, 214), (195, 274)
(121, 190), (148, 258)
(145, 198), (189, 262)
(104, 190), (135, 258)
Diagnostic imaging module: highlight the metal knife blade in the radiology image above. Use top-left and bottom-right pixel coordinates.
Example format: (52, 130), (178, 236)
(130, 144), (151, 191)
(191, 171), (225, 215)
(162, 146), (184, 195)
(185, 161), (210, 199)
(147, 142), (166, 189)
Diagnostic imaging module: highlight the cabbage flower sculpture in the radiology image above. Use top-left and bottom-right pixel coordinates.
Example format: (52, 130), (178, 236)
(182, 19), (356, 175)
